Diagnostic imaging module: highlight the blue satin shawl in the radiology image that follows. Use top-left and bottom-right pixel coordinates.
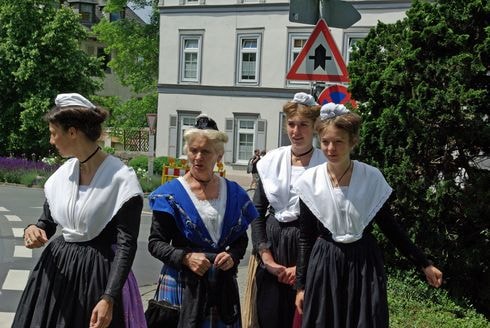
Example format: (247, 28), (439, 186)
(149, 178), (258, 251)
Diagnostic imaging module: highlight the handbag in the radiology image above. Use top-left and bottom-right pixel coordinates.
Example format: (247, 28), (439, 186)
(145, 298), (180, 328)
(145, 272), (181, 328)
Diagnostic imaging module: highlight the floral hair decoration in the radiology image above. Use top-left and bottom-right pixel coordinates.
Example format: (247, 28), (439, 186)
(291, 92), (318, 106)
(320, 102), (350, 121)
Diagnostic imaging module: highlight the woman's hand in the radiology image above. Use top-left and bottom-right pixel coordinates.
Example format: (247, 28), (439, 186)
(23, 225), (48, 249)
(295, 290), (305, 315)
(277, 266), (296, 285)
(260, 250), (286, 277)
(423, 265), (443, 288)
(183, 252), (212, 276)
(89, 297), (113, 328)
(214, 252), (234, 271)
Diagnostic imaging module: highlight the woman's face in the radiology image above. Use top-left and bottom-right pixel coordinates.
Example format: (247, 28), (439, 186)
(287, 115), (315, 149)
(187, 135), (222, 174)
(49, 123), (72, 158)
(319, 124), (354, 164)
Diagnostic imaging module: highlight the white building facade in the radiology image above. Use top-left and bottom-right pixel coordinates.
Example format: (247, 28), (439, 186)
(156, 0), (411, 169)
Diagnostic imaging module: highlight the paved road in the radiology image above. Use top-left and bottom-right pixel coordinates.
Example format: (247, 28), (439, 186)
(0, 172), (253, 327)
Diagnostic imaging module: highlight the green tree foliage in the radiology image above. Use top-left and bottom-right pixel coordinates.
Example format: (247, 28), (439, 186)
(92, 0), (158, 129)
(92, 5), (158, 94)
(0, 0), (103, 156)
(348, 0), (489, 315)
(92, 93), (157, 132)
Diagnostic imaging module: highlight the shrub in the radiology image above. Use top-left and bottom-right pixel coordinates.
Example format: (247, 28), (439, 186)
(388, 269), (489, 327)
(154, 156), (167, 176)
(139, 174), (162, 193)
(128, 155), (148, 172)
(103, 146), (116, 155)
(19, 171), (42, 187)
(129, 155), (168, 176)
(0, 156), (58, 186)
(349, 0), (490, 314)
(2, 170), (23, 184)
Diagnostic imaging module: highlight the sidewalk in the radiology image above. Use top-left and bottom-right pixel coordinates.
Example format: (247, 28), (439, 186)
(139, 167), (252, 310)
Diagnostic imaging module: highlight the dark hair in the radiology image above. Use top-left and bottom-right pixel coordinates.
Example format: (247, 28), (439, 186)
(44, 105), (109, 142)
(316, 112), (362, 144)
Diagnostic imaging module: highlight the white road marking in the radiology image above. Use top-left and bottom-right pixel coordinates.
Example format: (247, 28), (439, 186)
(13, 246), (32, 258)
(1, 270), (30, 290)
(5, 215), (21, 222)
(0, 207), (8, 212)
(12, 228), (24, 238)
(0, 312), (15, 327)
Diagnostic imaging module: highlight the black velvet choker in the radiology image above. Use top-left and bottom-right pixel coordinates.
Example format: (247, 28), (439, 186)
(291, 147), (313, 158)
(80, 146), (101, 164)
(190, 171), (213, 185)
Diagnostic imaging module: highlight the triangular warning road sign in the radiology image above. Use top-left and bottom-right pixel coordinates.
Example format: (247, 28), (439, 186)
(286, 19), (349, 83)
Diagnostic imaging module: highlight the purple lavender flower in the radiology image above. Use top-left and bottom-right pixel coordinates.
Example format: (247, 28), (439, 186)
(0, 157), (58, 173)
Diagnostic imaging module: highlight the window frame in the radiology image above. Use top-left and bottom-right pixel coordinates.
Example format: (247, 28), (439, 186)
(286, 30), (312, 87)
(78, 3), (96, 25)
(342, 30), (369, 65)
(234, 116), (258, 164)
(177, 112), (200, 158)
(236, 33), (262, 85)
(179, 33), (203, 83)
(109, 10), (125, 22)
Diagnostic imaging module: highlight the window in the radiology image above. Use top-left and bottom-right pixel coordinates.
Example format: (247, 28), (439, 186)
(342, 31), (369, 64)
(79, 3), (96, 25)
(180, 35), (202, 83)
(345, 37), (363, 64)
(236, 118), (256, 162)
(225, 116), (266, 164)
(291, 36), (307, 63)
(286, 32), (311, 85)
(237, 34), (261, 84)
(109, 11), (125, 22)
(178, 114), (199, 157)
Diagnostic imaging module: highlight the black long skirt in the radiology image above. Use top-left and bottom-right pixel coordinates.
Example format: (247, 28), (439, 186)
(301, 233), (389, 328)
(255, 217), (299, 328)
(12, 235), (124, 328)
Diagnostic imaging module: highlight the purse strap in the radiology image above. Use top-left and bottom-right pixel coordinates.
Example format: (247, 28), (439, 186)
(153, 266), (164, 301)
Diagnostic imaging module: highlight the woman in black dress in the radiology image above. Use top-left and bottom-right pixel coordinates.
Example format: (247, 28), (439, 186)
(250, 93), (326, 328)
(13, 93), (145, 328)
(148, 115), (258, 327)
(294, 103), (443, 327)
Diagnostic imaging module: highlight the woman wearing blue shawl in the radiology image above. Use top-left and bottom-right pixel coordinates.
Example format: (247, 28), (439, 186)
(148, 114), (258, 328)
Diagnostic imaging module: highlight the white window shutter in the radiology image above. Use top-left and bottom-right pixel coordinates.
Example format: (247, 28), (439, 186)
(168, 114), (178, 157)
(256, 119), (267, 151)
(224, 118), (234, 163)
